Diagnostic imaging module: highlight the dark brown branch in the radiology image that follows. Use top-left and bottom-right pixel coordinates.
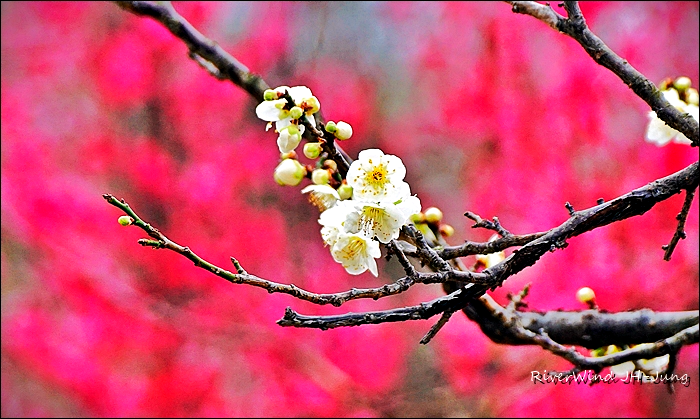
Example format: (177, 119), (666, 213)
(663, 187), (698, 261)
(506, 0), (699, 146)
(114, 1), (269, 99)
(464, 294), (699, 349)
(276, 162), (698, 329)
(103, 194), (483, 306)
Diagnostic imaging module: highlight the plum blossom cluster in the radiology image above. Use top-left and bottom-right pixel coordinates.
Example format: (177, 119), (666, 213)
(645, 76), (699, 146)
(256, 86), (421, 276)
(256, 86), (321, 154)
(318, 149), (421, 276)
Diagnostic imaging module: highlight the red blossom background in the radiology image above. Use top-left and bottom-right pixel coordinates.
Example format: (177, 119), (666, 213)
(1, 1), (699, 417)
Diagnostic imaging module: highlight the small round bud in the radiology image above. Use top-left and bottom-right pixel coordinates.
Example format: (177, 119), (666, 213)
(334, 121), (353, 140)
(322, 159), (337, 171)
(303, 142), (322, 159)
(410, 212), (426, 224)
(304, 96), (320, 114)
(289, 106), (304, 120)
(439, 224), (455, 237)
(424, 207), (443, 224)
(280, 151), (297, 160)
(118, 215), (134, 226)
(263, 89), (277, 101)
(325, 121), (337, 133)
(286, 124), (300, 136)
(576, 287), (596, 304)
(659, 77), (673, 91)
(274, 158), (305, 186)
(686, 88), (699, 106)
(312, 169), (331, 185)
(673, 76), (692, 92)
(337, 183), (353, 200)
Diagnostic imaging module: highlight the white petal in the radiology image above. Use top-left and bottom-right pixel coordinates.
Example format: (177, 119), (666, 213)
(256, 101), (282, 122)
(645, 112), (675, 146)
(288, 86), (313, 103)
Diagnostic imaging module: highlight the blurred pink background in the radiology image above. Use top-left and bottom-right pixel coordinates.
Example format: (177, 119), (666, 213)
(1, 1), (698, 417)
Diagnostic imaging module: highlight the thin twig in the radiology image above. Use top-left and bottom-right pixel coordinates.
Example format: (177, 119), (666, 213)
(663, 187), (698, 261)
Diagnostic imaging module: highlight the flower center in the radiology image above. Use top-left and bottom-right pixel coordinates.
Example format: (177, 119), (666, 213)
(360, 207), (383, 233)
(339, 237), (365, 259)
(365, 164), (388, 190)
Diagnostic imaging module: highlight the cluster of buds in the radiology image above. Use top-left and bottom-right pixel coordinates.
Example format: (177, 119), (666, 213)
(256, 86), (321, 154)
(645, 76), (699, 146)
(410, 206), (455, 238)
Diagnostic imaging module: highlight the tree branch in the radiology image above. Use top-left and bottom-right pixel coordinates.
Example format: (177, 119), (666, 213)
(506, 0), (699, 146)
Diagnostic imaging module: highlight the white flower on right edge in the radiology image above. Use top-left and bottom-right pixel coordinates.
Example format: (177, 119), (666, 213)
(645, 87), (699, 146)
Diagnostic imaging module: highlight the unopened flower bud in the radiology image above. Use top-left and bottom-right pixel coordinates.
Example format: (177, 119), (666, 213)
(303, 142), (322, 159)
(322, 159), (337, 171)
(439, 224), (455, 237)
(686, 88), (699, 106)
(576, 287), (596, 304)
(304, 96), (320, 114)
(325, 121), (337, 133)
(263, 89), (277, 101)
(274, 158), (305, 186)
(312, 168), (331, 185)
(410, 212), (426, 224)
(334, 121), (353, 140)
(289, 106), (304, 120)
(673, 76), (692, 92)
(337, 183), (353, 200)
(424, 207), (443, 224)
(118, 215), (134, 226)
(280, 151), (297, 160)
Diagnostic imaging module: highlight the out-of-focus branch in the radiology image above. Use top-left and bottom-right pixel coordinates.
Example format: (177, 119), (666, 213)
(664, 187), (698, 261)
(114, 1), (269, 99)
(506, 0), (699, 146)
(113, 0), (353, 174)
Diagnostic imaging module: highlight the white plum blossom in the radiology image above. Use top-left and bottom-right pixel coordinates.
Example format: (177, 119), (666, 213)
(347, 148), (408, 201)
(256, 85), (320, 153)
(330, 231), (381, 276)
(313, 151), (421, 276)
(645, 88), (698, 146)
(346, 191), (421, 243)
(301, 184), (340, 212)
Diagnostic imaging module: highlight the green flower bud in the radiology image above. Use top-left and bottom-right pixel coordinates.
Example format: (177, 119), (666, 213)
(334, 121), (353, 140)
(673, 76), (692, 92)
(118, 215), (134, 226)
(263, 89), (277, 101)
(274, 158), (305, 186)
(286, 124), (299, 136)
(439, 224), (455, 237)
(305, 96), (321, 114)
(303, 142), (323, 159)
(424, 207), (443, 224)
(311, 169), (331, 185)
(322, 159), (337, 171)
(410, 212), (425, 224)
(289, 106), (304, 120)
(280, 151), (297, 160)
(337, 183), (353, 200)
(576, 287), (596, 304)
(325, 121), (337, 133)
